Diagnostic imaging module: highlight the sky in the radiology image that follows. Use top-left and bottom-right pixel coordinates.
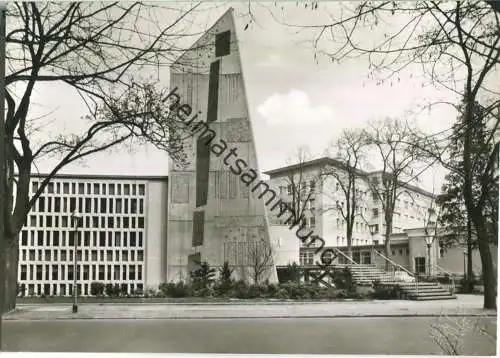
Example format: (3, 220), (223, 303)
(23, 1), (488, 193)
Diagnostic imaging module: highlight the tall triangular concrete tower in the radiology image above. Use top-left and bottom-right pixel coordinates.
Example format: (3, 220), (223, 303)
(166, 9), (278, 283)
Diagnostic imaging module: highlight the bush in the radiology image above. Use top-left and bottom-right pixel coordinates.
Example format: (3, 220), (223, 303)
(189, 261), (216, 290)
(214, 262), (234, 296)
(280, 282), (319, 300)
(229, 280), (249, 299)
(90, 282), (105, 296)
(277, 263), (302, 284)
(193, 287), (215, 298)
(333, 268), (353, 290)
(159, 282), (192, 298)
(371, 280), (400, 300)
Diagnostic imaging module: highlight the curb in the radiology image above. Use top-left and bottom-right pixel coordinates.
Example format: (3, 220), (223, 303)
(3, 313), (497, 321)
(14, 300), (376, 306)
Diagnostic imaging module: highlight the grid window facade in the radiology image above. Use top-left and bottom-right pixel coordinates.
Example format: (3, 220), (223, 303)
(18, 177), (149, 297)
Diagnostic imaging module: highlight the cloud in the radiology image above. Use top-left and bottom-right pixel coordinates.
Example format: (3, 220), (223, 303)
(257, 89), (334, 127)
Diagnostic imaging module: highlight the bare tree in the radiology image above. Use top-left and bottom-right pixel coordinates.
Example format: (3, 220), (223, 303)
(0, 2), (218, 313)
(322, 129), (368, 258)
(363, 118), (425, 263)
(268, 0), (499, 308)
(281, 146), (316, 226)
(246, 239), (276, 284)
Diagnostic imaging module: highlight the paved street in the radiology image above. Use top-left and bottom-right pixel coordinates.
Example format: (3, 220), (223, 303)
(2, 316), (496, 355)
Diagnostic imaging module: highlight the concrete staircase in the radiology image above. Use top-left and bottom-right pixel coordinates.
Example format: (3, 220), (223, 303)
(348, 264), (456, 301)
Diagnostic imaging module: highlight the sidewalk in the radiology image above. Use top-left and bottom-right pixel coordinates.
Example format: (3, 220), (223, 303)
(3, 295), (496, 320)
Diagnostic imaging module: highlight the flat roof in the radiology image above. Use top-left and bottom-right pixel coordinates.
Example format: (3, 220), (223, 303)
(27, 173), (169, 181)
(264, 156), (434, 198)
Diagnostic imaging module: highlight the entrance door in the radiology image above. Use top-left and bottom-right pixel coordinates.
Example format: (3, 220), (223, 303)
(414, 257), (426, 275)
(362, 251), (372, 264)
(353, 252), (361, 264)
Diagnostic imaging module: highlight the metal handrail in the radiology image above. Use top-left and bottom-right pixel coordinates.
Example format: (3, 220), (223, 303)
(434, 264), (456, 293)
(333, 248), (359, 266)
(373, 250), (416, 278)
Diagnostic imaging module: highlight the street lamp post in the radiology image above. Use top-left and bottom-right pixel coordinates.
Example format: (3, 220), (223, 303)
(463, 250), (467, 281)
(369, 224), (377, 264)
(71, 211), (81, 313)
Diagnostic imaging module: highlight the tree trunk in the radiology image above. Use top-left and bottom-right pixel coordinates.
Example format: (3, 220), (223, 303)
(472, 212), (496, 309)
(384, 218), (392, 270)
(466, 219), (473, 293)
(1, 237), (19, 314)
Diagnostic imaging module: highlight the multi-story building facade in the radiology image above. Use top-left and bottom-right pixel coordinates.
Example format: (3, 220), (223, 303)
(264, 157), (436, 267)
(17, 174), (168, 297)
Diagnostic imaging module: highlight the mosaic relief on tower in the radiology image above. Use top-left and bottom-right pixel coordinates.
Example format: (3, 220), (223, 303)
(166, 9), (277, 283)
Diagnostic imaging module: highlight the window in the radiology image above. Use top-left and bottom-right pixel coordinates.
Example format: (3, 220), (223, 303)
(138, 217), (144, 228)
(138, 184), (145, 195)
(20, 265), (27, 280)
(99, 232), (106, 247)
(309, 198), (315, 211)
(70, 197), (76, 212)
(78, 183), (84, 194)
(116, 199), (122, 213)
(124, 184), (130, 195)
(414, 257), (426, 274)
(48, 182), (54, 194)
(32, 182), (39, 193)
(309, 180), (315, 192)
(52, 265), (58, 280)
(38, 197), (45, 212)
(63, 182), (69, 194)
(299, 251), (314, 266)
(85, 198), (91, 213)
(109, 184), (115, 195)
(309, 217), (315, 228)
(21, 230), (28, 245)
(372, 208), (379, 218)
(94, 183), (100, 195)
(100, 198), (107, 213)
(439, 243), (445, 258)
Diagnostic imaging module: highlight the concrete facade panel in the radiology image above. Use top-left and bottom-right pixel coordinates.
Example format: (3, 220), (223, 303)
(166, 9), (277, 283)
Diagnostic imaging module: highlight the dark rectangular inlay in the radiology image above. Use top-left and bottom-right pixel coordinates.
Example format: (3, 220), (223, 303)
(207, 60), (220, 124)
(215, 30), (231, 57)
(192, 211), (205, 247)
(195, 135), (210, 207)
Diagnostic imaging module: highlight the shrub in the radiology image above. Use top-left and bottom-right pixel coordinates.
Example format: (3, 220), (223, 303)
(159, 281), (192, 298)
(371, 280), (400, 299)
(189, 261), (216, 290)
(90, 282), (105, 296)
(215, 261), (234, 296)
(193, 287), (215, 298)
(17, 283), (25, 297)
(229, 280), (249, 299)
(277, 263), (302, 284)
(280, 282), (318, 300)
(333, 268), (353, 290)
